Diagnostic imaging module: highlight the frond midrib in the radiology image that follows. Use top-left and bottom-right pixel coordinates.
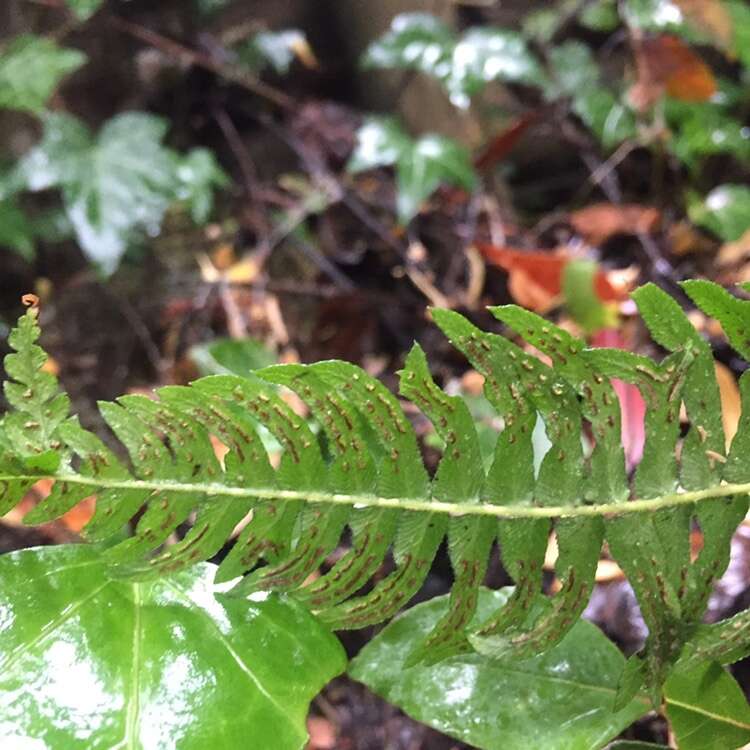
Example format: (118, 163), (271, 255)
(4, 472), (749, 520)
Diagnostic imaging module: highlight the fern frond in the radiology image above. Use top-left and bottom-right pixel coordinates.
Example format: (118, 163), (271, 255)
(4, 281), (750, 702)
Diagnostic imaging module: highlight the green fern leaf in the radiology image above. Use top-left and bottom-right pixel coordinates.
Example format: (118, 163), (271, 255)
(5, 281), (750, 707)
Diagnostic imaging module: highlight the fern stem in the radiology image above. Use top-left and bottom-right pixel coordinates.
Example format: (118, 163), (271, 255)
(3, 474), (749, 520)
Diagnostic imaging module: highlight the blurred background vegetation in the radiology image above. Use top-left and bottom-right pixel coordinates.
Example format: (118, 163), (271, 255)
(4, 1), (750, 747)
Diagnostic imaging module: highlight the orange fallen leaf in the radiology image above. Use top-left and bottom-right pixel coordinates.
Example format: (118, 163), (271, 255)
(570, 203), (661, 246)
(477, 244), (629, 314)
(629, 35), (716, 110)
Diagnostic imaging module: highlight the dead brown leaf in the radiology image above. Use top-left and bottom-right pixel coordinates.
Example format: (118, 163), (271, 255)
(629, 35), (716, 110)
(570, 203), (661, 245)
(716, 360), (741, 449)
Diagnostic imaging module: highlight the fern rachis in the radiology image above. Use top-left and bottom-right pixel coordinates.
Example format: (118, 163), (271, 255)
(3, 280), (750, 704)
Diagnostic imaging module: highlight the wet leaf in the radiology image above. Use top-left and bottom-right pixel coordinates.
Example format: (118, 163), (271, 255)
(17, 112), (220, 274)
(0, 544), (346, 750)
(477, 244), (629, 313)
(349, 118), (476, 224)
(543, 42), (636, 149)
(665, 661), (750, 750)
(0, 35), (86, 114)
(667, 103), (750, 168)
(689, 184), (750, 241)
(238, 29), (313, 75)
(396, 135), (476, 223)
(173, 148), (229, 224)
(190, 337), (278, 377)
(364, 14), (544, 108)
(350, 588), (649, 750)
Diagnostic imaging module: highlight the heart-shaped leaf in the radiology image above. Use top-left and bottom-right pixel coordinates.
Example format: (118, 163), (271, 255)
(18, 112), (210, 274)
(0, 35), (86, 114)
(689, 184), (750, 241)
(349, 588), (649, 750)
(0, 544), (346, 749)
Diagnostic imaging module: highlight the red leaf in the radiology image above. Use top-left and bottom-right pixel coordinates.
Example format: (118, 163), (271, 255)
(592, 329), (646, 471)
(474, 111), (540, 172)
(476, 244), (629, 311)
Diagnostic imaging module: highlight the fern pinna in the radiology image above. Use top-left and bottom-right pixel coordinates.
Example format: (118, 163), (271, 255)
(3, 280), (750, 705)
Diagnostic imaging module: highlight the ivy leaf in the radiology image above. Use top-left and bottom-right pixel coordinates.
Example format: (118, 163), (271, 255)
(0, 35), (86, 114)
(350, 588), (649, 750)
(664, 661), (750, 750)
(348, 118), (476, 224)
(346, 117), (411, 172)
(396, 134), (476, 223)
(544, 43), (635, 149)
(19, 112), (184, 274)
(0, 544), (346, 750)
(364, 14), (543, 108)
(0, 200), (35, 260)
(65, 0), (105, 21)
(689, 184), (750, 241)
(362, 13), (455, 78)
(174, 148), (229, 224)
(668, 104), (750, 168)
(237, 29), (313, 74)
(445, 27), (545, 107)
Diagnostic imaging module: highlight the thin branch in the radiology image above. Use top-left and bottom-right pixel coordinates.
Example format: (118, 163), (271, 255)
(4, 472), (749, 521)
(110, 16), (293, 110)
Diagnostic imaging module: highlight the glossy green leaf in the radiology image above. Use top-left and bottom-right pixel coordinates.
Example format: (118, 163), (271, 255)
(190, 337), (277, 377)
(0, 35), (86, 114)
(347, 116), (411, 173)
(65, 0), (105, 20)
(18, 112), (223, 274)
(174, 148), (229, 224)
(364, 14), (543, 108)
(445, 27), (545, 107)
(349, 118), (476, 224)
(363, 13), (454, 77)
(544, 42), (635, 150)
(665, 661), (750, 750)
(395, 134), (476, 223)
(668, 105), (750, 169)
(0, 544), (345, 750)
(622, 0), (704, 43)
(562, 259), (615, 333)
(349, 588), (649, 750)
(581, 1), (620, 31)
(689, 185), (750, 242)
(237, 29), (310, 75)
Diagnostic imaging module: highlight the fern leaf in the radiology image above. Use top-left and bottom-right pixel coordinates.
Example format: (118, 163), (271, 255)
(6, 281), (750, 706)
